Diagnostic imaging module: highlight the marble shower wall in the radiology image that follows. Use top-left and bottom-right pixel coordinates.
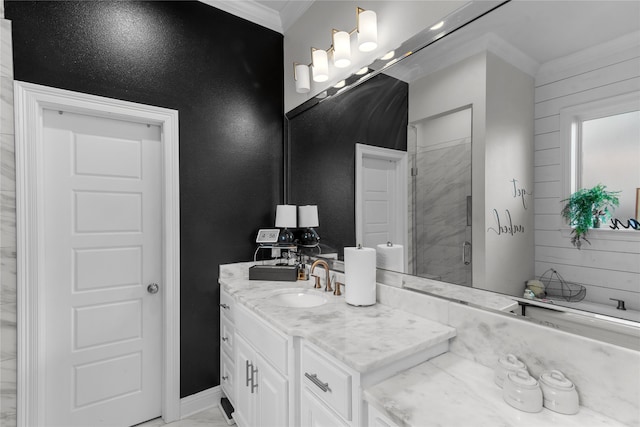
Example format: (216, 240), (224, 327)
(0, 3), (16, 425)
(415, 140), (471, 285)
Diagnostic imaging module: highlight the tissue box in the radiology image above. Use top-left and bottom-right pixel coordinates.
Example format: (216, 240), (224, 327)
(249, 265), (298, 281)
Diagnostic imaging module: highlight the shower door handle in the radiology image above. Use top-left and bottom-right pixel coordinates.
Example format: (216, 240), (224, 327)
(462, 241), (471, 265)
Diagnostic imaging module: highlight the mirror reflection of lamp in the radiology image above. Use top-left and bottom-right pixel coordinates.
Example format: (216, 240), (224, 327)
(275, 205), (297, 244)
(298, 205), (320, 246)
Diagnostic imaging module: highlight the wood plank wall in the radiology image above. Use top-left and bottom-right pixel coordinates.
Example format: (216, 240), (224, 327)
(533, 33), (640, 310)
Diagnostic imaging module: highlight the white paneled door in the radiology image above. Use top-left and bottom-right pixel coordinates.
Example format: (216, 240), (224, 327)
(361, 156), (397, 248)
(355, 144), (408, 273)
(42, 109), (162, 426)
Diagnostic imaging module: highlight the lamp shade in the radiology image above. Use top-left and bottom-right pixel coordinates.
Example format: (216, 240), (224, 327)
(294, 63), (310, 93)
(311, 48), (329, 82)
(332, 30), (351, 68)
(357, 9), (377, 52)
(275, 205), (297, 228)
(298, 205), (319, 228)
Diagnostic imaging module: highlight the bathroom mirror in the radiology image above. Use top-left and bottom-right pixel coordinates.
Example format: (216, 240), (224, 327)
(287, 0), (640, 328)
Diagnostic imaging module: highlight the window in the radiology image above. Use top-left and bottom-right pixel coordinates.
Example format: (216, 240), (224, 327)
(562, 92), (640, 228)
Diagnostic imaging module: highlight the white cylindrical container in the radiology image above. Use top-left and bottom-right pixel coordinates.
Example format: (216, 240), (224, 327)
(494, 354), (527, 388)
(344, 246), (376, 306)
(376, 242), (404, 272)
(539, 370), (579, 415)
(503, 369), (543, 413)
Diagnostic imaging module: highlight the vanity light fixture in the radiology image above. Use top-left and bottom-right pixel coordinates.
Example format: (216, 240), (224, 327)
(311, 48), (329, 82)
(332, 29), (351, 68)
(293, 7), (378, 93)
(294, 62), (310, 93)
(357, 7), (377, 52)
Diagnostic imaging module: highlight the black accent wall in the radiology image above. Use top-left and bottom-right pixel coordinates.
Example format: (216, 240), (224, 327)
(6, 0), (284, 397)
(288, 74), (408, 254)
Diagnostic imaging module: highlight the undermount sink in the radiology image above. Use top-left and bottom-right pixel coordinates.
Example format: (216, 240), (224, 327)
(267, 289), (327, 308)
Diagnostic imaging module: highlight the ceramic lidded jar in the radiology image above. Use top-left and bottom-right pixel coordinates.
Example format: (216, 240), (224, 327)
(539, 370), (580, 415)
(503, 369), (543, 413)
(494, 354), (527, 388)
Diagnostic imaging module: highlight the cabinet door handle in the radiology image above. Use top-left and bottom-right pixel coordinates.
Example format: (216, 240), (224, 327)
(245, 360), (252, 387)
(305, 372), (331, 393)
(222, 375), (228, 381)
(221, 336), (229, 342)
(251, 366), (259, 394)
(219, 303), (230, 310)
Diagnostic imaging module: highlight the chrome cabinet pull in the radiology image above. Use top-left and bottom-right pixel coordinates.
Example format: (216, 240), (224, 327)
(245, 360), (252, 387)
(221, 336), (229, 342)
(251, 366), (258, 393)
(147, 283), (159, 294)
(219, 303), (230, 310)
(222, 375), (228, 381)
(305, 372), (331, 392)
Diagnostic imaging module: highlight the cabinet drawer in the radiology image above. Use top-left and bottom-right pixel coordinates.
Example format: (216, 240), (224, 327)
(301, 387), (349, 427)
(220, 314), (234, 358)
(236, 304), (288, 374)
(301, 343), (352, 421)
(220, 288), (234, 321)
(220, 349), (235, 404)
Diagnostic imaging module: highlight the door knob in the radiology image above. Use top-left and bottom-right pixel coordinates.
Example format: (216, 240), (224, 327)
(147, 283), (159, 294)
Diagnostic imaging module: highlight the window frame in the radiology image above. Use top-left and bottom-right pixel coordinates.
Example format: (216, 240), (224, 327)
(559, 91), (640, 239)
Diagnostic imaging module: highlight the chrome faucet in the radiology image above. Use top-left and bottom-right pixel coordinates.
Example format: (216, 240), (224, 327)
(310, 259), (333, 292)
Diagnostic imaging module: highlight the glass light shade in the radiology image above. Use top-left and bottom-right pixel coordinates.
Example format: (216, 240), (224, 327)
(275, 205), (297, 228)
(311, 49), (329, 82)
(298, 205), (319, 227)
(294, 63), (310, 93)
(358, 9), (377, 52)
(332, 30), (351, 68)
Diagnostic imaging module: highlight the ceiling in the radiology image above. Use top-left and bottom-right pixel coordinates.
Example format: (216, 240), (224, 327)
(386, 0), (640, 83)
(200, 0), (314, 33)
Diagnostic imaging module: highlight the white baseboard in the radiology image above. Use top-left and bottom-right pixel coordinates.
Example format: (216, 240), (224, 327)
(180, 386), (222, 419)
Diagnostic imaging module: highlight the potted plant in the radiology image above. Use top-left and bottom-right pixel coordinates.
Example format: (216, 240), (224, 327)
(561, 184), (620, 248)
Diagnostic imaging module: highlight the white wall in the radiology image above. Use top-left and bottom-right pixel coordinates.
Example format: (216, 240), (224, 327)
(533, 32), (640, 310)
(408, 51), (535, 296)
(283, 0), (466, 112)
(485, 51), (535, 295)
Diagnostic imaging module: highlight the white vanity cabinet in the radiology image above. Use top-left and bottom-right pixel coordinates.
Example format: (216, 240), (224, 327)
(219, 289), (235, 405)
(299, 340), (361, 427)
(233, 303), (289, 427)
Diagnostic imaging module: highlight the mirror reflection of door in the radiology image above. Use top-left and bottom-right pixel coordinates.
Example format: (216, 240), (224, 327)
(410, 107), (472, 286)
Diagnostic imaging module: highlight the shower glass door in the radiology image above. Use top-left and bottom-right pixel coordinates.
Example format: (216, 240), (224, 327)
(410, 107), (472, 286)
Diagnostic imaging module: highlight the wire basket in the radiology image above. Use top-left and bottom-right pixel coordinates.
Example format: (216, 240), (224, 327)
(539, 268), (587, 302)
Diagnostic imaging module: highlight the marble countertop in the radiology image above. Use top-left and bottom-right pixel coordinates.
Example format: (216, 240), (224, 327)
(364, 352), (628, 427)
(219, 263), (456, 373)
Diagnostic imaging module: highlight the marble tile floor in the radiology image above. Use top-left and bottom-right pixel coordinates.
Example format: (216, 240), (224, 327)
(136, 407), (231, 427)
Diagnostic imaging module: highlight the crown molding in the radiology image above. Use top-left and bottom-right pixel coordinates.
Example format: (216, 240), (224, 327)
(387, 32), (538, 83)
(279, 0), (314, 33)
(199, 0), (283, 33)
